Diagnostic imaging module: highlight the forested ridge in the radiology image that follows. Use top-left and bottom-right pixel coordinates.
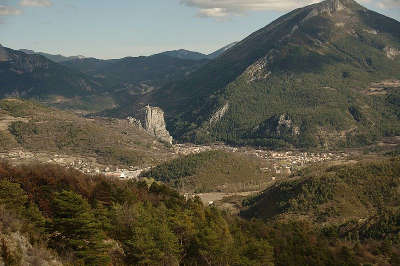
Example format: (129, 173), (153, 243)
(0, 157), (399, 265)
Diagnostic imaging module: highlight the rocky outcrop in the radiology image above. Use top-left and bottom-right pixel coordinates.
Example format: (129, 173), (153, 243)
(0, 231), (62, 266)
(384, 46), (400, 60)
(209, 103), (229, 126)
(134, 105), (173, 144)
(127, 116), (143, 128)
(246, 49), (279, 83)
(252, 114), (300, 139)
(276, 114), (300, 136)
(303, 0), (364, 22)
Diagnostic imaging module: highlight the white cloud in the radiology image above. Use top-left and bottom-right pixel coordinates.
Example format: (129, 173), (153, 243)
(198, 7), (230, 17)
(181, 0), (400, 18)
(180, 0), (321, 18)
(376, 0), (400, 8)
(20, 0), (52, 7)
(0, 5), (22, 15)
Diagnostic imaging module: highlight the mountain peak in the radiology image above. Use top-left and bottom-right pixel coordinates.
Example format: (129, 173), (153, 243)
(156, 49), (208, 60)
(303, 0), (364, 22)
(310, 0), (363, 14)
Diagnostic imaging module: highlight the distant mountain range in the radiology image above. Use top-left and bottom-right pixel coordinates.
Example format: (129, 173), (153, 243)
(18, 49), (86, 63)
(60, 54), (209, 101)
(0, 45), (102, 99)
(5, 42), (238, 111)
(156, 42), (238, 60)
(18, 42), (238, 63)
(1, 44), (224, 111)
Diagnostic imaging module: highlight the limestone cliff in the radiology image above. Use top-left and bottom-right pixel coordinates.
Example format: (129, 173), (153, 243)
(135, 105), (173, 144)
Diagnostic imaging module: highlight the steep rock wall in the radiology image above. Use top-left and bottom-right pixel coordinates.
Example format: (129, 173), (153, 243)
(136, 105), (173, 144)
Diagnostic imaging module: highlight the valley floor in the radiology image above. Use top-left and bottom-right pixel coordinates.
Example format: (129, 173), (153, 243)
(0, 141), (371, 212)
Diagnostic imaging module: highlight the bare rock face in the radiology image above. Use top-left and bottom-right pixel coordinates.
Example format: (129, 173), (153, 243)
(384, 46), (400, 60)
(135, 105), (173, 144)
(303, 0), (363, 22)
(209, 103), (229, 126)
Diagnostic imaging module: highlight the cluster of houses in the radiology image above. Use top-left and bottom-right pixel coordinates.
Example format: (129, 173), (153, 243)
(0, 149), (150, 180)
(174, 143), (348, 174)
(253, 150), (348, 173)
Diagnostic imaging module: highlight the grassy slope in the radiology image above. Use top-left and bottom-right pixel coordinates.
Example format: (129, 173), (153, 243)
(141, 150), (269, 193)
(0, 98), (171, 167)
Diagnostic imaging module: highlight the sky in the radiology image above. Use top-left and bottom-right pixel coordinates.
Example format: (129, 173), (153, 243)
(0, 0), (399, 59)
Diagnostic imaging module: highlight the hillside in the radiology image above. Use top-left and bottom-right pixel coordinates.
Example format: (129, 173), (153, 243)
(138, 0), (400, 149)
(0, 98), (171, 167)
(242, 157), (400, 224)
(1, 160), (399, 265)
(240, 157), (400, 264)
(0, 46), (102, 99)
(141, 150), (269, 193)
(61, 54), (209, 98)
(0, 45), (117, 112)
(0, 46), (210, 113)
(207, 42), (238, 59)
(0, 162), (275, 265)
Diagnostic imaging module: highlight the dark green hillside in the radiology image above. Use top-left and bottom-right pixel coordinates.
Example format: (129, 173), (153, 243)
(1, 161), (399, 265)
(239, 157), (400, 265)
(0, 162), (276, 265)
(138, 0), (400, 149)
(0, 46), (102, 99)
(0, 99), (170, 166)
(61, 54), (209, 97)
(242, 157), (400, 224)
(141, 150), (268, 192)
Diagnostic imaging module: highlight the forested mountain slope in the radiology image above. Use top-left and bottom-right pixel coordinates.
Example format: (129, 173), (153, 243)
(144, 0), (400, 149)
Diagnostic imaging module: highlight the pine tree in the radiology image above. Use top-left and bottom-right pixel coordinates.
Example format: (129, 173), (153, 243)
(49, 190), (110, 265)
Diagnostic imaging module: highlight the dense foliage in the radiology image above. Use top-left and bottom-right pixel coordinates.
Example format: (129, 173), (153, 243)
(0, 162), (275, 265)
(1, 157), (400, 265)
(242, 157), (400, 264)
(244, 157), (400, 220)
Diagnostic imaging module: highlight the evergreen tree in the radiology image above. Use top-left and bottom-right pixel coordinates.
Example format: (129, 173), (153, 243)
(49, 190), (110, 265)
